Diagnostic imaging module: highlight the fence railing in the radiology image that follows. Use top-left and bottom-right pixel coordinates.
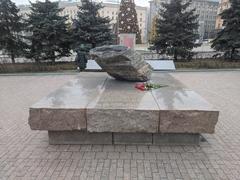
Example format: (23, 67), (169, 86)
(0, 51), (224, 64)
(141, 51), (223, 60)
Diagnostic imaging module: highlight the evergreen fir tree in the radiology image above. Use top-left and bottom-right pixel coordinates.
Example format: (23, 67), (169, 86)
(25, 0), (71, 63)
(152, 0), (199, 61)
(118, 0), (141, 44)
(71, 0), (114, 51)
(211, 0), (240, 60)
(0, 0), (26, 63)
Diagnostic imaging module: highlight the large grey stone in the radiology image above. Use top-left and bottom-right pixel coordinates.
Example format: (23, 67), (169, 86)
(87, 109), (159, 133)
(90, 45), (153, 82)
(150, 79), (219, 133)
(151, 74), (219, 133)
(28, 75), (106, 130)
(28, 72), (219, 138)
(159, 110), (219, 133)
(86, 78), (160, 133)
(29, 108), (86, 131)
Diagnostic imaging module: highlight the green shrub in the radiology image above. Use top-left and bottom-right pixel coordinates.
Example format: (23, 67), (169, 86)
(175, 59), (240, 69)
(0, 62), (76, 73)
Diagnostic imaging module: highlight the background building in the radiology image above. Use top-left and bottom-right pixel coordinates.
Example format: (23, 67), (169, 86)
(19, 0), (148, 43)
(215, 0), (230, 29)
(149, 0), (219, 41)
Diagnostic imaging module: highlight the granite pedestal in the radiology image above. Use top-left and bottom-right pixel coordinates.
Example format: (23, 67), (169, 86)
(28, 72), (219, 145)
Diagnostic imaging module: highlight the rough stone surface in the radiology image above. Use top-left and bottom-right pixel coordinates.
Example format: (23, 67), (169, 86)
(150, 75), (219, 134)
(153, 133), (200, 145)
(159, 110), (219, 133)
(87, 109), (159, 133)
(29, 108), (86, 131)
(86, 78), (160, 133)
(48, 131), (112, 145)
(28, 75), (106, 131)
(114, 133), (153, 145)
(90, 45), (153, 82)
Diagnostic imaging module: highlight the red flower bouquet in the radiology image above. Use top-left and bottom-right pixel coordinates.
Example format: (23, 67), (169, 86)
(135, 82), (167, 91)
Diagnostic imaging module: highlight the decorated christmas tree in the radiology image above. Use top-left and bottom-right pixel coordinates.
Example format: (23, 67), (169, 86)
(117, 0), (141, 44)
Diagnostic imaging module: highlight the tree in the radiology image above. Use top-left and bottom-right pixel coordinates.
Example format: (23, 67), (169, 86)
(152, 0), (199, 61)
(25, 0), (71, 63)
(211, 0), (240, 60)
(71, 0), (114, 51)
(118, 0), (141, 44)
(0, 0), (26, 63)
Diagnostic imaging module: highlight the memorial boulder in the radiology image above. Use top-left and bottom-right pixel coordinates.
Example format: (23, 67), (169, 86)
(90, 45), (153, 82)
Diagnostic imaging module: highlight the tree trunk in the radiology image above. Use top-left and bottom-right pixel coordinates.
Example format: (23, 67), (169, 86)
(174, 55), (178, 61)
(51, 58), (55, 65)
(50, 51), (55, 65)
(92, 43), (96, 49)
(174, 49), (178, 61)
(11, 54), (15, 64)
(230, 48), (235, 60)
(35, 58), (40, 64)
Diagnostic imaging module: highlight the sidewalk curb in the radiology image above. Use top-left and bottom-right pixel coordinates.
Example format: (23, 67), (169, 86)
(0, 69), (240, 76)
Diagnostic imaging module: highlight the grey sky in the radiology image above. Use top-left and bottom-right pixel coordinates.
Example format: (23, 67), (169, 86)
(13, 0), (149, 6)
(13, 0), (219, 7)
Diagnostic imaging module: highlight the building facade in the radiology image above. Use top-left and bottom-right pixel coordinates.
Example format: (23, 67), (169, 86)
(19, 0), (148, 43)
(215, 0), (230, 30)
(149, 0), (219, 40)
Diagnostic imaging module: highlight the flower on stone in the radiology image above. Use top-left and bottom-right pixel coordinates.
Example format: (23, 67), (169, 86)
(135, 82), (167, 91)
(135, 83), (146, 91)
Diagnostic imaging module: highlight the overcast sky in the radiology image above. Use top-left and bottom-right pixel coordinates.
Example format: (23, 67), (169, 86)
(13, 0), (149, 6)
(12, 0), (219, 7)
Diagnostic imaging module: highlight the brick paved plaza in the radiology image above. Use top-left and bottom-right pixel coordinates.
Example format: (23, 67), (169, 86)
(0, 71), (240, 180)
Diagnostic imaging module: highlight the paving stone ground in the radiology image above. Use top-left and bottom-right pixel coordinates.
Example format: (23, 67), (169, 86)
(0, 71), (240, 180)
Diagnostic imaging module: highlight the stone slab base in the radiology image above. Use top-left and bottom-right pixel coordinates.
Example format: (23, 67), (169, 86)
(114, 133), (153, 145)
(29, 73), (219, 134)
(48, 131), (112, 145)
(153, 133), (200, 145)
(48, 131), (200, 145)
